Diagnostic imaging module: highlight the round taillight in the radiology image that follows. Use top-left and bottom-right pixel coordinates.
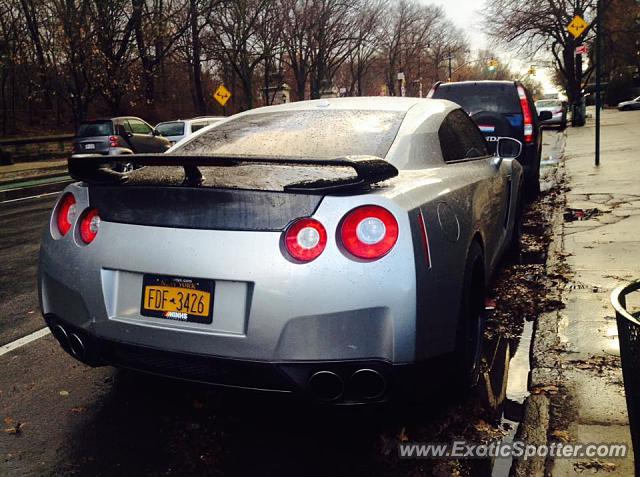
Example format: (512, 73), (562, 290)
(284, 218), (327, 262)
(340, 205), (399, 260)
(56, 193), (77, 236)
(79, 208), (101, 244)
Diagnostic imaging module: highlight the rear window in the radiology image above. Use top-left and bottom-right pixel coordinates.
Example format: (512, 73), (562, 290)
(157, 122), (185, 137)
(176, 110), (404, 159)
(536, 100), (561, 108)
(432, 83), (521, 115)
(190, 122), (209, 133)
(76, 121), (113, 137)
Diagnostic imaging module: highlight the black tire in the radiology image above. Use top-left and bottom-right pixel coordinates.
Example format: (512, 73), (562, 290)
(505, 185), (523, 263)
(451, 241), (486, 392)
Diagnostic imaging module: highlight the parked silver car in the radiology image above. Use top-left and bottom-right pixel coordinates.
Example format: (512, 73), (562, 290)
(535, 99), (567, 129)
(156, 116), (225, 144)
(39, 98), (523, 404)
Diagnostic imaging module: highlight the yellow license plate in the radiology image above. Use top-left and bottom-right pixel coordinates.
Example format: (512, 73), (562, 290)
(141, 275), (214, 324)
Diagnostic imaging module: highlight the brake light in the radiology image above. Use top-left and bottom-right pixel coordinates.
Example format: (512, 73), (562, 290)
(109, 135), (120, 148)
(79, 208), (101, 244)
(517, 85), (534, 143)
(340, 205), (399, 260)
(56, 193), (77, 236)
(284, 218), (327, 262)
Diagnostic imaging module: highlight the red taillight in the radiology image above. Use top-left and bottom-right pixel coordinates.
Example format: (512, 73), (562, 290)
(340, 205), (399, 260)
(517, 85), (534, 143)
(284, 218), (327, 262)
(108, 135), (120, 148)
(79, 208), (101, 244)
(56, 193), (77, 236)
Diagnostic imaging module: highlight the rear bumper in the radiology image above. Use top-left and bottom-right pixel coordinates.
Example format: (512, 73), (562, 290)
(44, 313), (433, 404)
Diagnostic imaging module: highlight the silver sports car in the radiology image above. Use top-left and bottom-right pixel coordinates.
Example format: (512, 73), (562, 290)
(39, 98), (523, 404)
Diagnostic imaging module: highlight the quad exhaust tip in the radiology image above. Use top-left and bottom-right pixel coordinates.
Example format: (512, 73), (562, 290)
(49, 321), (86, 361)
(308, 371), (344, 401)
(350, 369), (386, 400)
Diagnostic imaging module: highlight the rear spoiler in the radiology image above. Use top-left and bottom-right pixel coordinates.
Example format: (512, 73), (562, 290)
(67, 154), (399, 193)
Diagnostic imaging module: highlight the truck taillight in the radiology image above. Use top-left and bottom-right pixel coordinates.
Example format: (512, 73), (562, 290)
(517, 85), (534, 143)
(339, 205), (398, 260)
(56, 193), (77, 236)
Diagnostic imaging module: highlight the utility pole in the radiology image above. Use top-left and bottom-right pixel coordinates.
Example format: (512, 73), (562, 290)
(595, 0), (602, 166)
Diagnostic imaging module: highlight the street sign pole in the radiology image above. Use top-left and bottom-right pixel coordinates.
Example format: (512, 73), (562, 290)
(595, 0), (602, 166)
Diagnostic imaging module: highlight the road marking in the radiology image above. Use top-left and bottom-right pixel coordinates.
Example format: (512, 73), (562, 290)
(0, 190), (61, 205)
(0, 327), (51, 357)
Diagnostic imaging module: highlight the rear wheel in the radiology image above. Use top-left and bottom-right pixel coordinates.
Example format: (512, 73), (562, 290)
(451, 241), (486, 392)
(505, 184), (523, 263)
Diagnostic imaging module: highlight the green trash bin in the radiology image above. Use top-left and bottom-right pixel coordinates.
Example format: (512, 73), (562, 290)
(612, 281), (640, 475)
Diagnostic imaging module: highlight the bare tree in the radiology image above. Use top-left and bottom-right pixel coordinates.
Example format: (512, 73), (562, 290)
(205, 0), (273, 110)
(484, 0), (608, 125)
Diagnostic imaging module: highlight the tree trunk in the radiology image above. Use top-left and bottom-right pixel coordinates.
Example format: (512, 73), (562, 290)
(190, 0), (206, 115)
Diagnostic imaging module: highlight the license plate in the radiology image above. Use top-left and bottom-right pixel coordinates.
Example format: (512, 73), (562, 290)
(84, 143), (95, 150)
(141, 274), (214, 324)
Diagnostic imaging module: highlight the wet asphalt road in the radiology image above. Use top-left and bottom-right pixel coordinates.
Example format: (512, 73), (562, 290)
(0, 130), (565, 477)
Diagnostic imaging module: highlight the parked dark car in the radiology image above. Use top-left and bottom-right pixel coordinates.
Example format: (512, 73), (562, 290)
(618, 96), (640, 111)
(72, 117), (171, 158)
(429, 80), (551, 197)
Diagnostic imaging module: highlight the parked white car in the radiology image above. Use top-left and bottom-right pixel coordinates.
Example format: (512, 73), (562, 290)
(618, 96), (640, 111)
(156, 117), (225, 144)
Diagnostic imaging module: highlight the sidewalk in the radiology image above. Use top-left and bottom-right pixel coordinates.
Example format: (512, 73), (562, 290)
(528, 109), (640, 475)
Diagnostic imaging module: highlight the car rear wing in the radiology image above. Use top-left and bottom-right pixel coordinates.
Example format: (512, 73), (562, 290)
(67, 154), (399, 193)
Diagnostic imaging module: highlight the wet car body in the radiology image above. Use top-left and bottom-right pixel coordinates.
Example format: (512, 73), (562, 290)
(39, 98), (523, 404)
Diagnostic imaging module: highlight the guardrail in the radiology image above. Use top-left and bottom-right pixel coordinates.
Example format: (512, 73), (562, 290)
(612, 280), (640, 476)
(0, 134), (74, 165)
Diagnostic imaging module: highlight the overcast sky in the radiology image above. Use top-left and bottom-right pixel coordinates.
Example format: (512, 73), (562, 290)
(421, 0), (557, 92)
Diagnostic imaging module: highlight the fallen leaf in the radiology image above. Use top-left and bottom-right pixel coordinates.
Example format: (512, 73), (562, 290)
(551, 430), (571, 442)
(573, 459), (617, 472)
(531, 385), (559, 395)
(398, 427), (409, 443)
(59, 390), (70, 396)
(4, 421), (24, 435)
(70, 407), (85, 413)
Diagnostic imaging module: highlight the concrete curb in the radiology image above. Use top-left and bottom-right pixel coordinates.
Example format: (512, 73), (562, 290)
(509, 147), (568, 477)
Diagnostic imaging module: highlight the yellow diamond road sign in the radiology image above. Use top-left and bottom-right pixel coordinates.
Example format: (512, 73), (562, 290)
(567, 15), (588, 39)
(213, 84), (231, 107)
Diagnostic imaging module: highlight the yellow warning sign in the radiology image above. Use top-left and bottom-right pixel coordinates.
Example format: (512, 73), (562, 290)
(213, 84), (231, 107)
(567, 15), (588, 39)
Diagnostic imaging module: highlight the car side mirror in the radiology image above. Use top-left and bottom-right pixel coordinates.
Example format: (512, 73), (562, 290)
(152, 128), (160, 136)
(538, 110), (552, 121)
(495, 137), (523, 160)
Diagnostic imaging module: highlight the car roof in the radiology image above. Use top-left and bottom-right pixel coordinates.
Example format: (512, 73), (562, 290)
(437, 80), (517, 87)
(229, 97), (458, 133)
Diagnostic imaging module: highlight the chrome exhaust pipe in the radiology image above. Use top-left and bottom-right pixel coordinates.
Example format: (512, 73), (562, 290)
(350, 369), (386, 400)
(68, 333), (86, 360)
(51, 324), (69, 349)
(308, 371), (344, 401)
